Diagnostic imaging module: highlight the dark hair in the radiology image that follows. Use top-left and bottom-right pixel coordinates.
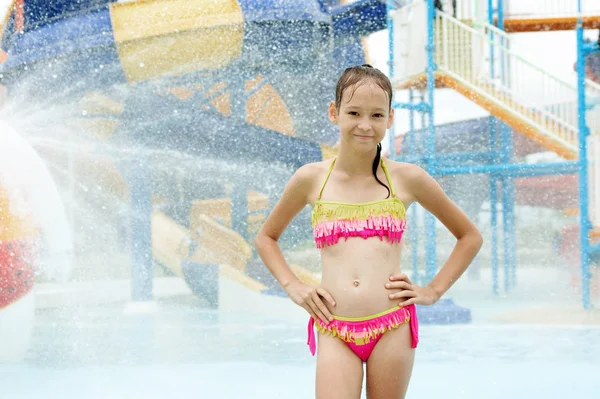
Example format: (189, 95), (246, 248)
(335, 64), (392, 198)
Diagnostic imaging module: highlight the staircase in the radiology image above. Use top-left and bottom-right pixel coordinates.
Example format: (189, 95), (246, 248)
(390, 0), (600, 229)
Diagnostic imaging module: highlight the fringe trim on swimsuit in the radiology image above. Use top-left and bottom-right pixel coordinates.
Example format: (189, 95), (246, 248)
(313, 215), (406, 249)
(314, 306), (411, 345)
(307, 305), (419, 356)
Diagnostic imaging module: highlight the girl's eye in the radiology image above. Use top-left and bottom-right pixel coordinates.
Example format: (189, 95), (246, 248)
(374, 114), (384, 118)
(348, 111), (358, 116)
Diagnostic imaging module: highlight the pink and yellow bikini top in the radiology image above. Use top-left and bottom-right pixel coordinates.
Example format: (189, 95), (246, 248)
(312, 158), (407, 249)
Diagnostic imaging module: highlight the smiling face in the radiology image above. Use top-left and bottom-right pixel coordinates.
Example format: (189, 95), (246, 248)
(329, 79), (394, 153)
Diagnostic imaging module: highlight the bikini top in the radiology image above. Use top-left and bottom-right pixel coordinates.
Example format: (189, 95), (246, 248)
(311, 158), (407, 249)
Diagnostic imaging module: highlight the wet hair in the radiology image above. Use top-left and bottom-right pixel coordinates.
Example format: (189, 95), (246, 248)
(334, 64), (393, 198)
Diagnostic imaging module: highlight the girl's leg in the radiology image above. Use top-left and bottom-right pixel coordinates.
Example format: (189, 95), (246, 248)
(365, 322), (415, 399)
(316, 332), (364, 399)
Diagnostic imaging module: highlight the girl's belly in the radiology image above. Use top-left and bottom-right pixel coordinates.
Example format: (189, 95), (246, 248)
(318, 237), (405, 317)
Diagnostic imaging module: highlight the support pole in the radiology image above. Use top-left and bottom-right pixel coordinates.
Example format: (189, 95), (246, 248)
(490, 177), (499, 295)
(424, 0), (438, 283)
(500, 121), (517, 291)
(576, 5), (592, 309)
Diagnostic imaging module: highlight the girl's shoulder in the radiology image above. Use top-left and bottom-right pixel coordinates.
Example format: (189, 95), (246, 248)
(295, 159), (334, 181)
(383, 158), (428, 182)
(289, 159), (334, 191)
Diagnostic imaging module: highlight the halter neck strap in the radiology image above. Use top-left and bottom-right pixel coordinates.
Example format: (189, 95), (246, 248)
(316, 158), (336, 201)
(316, 157), (397, 200)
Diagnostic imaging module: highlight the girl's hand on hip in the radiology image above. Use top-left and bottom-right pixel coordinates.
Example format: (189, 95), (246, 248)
(385, 273), (440, 307)
(285, 280), (336, 323)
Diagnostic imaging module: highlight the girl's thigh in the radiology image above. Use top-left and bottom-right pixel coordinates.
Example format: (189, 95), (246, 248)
(316, 332), (364, 399)
(365, 322), (415, 399)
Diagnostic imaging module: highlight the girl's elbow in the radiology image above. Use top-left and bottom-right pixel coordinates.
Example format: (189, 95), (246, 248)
(253, 233), (267, 249)
(472, 230), (484, 249)
(459, 228), (483, 250)
(254, 231), (276, 248)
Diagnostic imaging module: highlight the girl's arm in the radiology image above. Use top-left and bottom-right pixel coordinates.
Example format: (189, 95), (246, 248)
(254, 164), (336, 322)
(387, 165), (484, 305)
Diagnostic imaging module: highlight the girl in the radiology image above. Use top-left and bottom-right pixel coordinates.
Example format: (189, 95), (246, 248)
(254, 65), (483, 399)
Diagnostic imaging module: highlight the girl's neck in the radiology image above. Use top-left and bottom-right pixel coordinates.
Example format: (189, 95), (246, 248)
(334, 147), (379, 177)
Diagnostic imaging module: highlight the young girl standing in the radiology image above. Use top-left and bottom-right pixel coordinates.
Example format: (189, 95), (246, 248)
(254, 65), (483, 399)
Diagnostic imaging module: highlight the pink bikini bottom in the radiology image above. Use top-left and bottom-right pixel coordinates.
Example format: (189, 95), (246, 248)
(307, 305), (419, 362)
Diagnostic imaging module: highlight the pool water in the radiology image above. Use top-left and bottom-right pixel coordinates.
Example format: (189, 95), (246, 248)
(1, 301), (599, 398)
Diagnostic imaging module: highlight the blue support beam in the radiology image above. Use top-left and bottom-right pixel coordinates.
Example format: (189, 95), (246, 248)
(488, 0), (496, 79)
(504, 178), (517, 289)
(398, 151), (501, 166)
(576, 8), (592, 309)
(433, 161), (580, 178)
(502, 177), (513, 292)
(500, 120), (517, 291)
(423, 0), (438, 284)
(490, 177), (499, 295)
(497, 0), (505, 30)
(489, 115), (500, 293)
(425, 0), (437, 161)
(486, 0), (516, 293)
(387, 0), (395, 77)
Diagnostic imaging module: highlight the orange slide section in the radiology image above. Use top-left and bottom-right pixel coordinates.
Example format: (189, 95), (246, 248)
(499, 15), (600, 33)
(397, 71), (578, 160)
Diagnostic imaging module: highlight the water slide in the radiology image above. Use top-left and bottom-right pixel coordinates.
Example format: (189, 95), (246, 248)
(0, 0), (390, 308)
(0, 124), (75, 362)
(151, 194), (320, 303)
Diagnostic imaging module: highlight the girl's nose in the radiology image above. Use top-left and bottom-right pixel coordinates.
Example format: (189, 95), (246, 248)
(358, 118), (371, 130)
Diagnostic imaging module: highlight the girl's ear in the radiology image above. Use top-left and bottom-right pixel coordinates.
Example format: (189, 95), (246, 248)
(387, 107), (394, 129)
(328, 101), (338, 124)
